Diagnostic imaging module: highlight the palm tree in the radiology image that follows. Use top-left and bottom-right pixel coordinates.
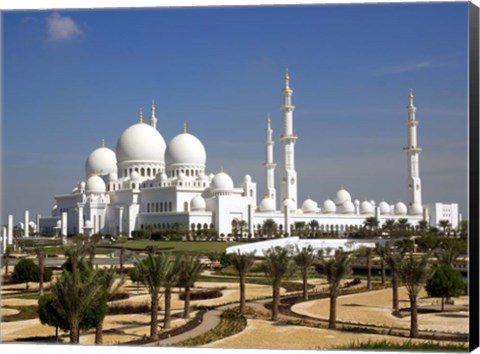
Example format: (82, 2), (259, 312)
(87, 236), (101, 268)
(397, 251), (432, 338)
(434, 240), (461, 267)
(162, 255), (182, 329)
(262, 219), (278, 238)
(363, 217), (379, 234)
(293, 245), (316, 301)
(438, 220), (451, 235)
(397, 218), (411, 232)
(50, 266), (102, 343)
(358, 246), (373, 290)
(135, 253), (173, 339)
(178, 255), (204, 319)
(237, 220), (248, 238)
(228, 251), (255, 315)
(262, 246), (295, 321)
(382, 219), (396, 234)
(320, 249), (352, 329)
(307, 220), (319, 237)
(384, 242), (402, 312)
(3, 245), (13, 277)
(34, 246), (47, 296)
(375, 242), (388, 286)
(94, 267), (125, 344)
(417, 220), (429, 235)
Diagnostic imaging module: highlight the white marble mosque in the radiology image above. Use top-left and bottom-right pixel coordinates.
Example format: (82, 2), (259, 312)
(1, 70), (460, 250)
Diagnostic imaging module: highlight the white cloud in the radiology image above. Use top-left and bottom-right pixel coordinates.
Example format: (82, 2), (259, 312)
(46, 12), (82, 41)
(373, 61), (431, 75)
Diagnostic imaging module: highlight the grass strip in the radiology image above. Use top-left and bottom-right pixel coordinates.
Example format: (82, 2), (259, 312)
(335, 339), (468, 351)
(2, 305), (39, 322)
(177, 308), (246, 346)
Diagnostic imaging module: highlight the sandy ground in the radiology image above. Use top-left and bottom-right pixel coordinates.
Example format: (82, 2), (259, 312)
(291, 286), (468, 334)
(205, 319), (444, 350)
(1, 308), (20, 317)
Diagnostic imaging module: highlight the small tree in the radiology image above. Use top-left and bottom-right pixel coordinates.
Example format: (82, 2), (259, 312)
(38, 293), (69, 342)
(319, 249), (352, 329)
(34, 246), (47, 295)
(162, 255), (182, 329)
(227, 251), (255, 315)
(262, 246), (295, 321)
(425, 265), (464, 311)
(358, 246), (373, 290)
(375, 242), (388, 286)
(293, 245), (316, 301)
(397, 252), (433, 338)
(3, 245), (13, 276)
(12, 259), (38, 290)
(177, 255), (204, 319)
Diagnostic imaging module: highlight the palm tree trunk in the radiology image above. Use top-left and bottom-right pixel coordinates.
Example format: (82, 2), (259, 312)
(150, 299), (159, 339)
(5, 258), (9, 276)
(410, 296), (418, 338)
(302, 270), (308, 301)
(329, 294), (337, 329)
(367, 254), (372, 290)
(39, 261), (44, 296)
(392, 268), (399, 312)
(271, 285), (279, 321)
(70, 326), (79, 344)
(164, 287), (172, 329)
(441, 297), (445, 312)
(95, 321), (103, 344)
(380, 260), (386, 286)
(55, 326), (58, 342)
(184, 285), (191, 319)
(239, 274), (246, 316)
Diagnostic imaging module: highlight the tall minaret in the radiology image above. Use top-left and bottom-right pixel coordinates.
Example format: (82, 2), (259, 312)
(280, 68), (298, 210)
(263, 114), (276, 205)
(149, 100), (158, 129)
(404, 88), (422, 207)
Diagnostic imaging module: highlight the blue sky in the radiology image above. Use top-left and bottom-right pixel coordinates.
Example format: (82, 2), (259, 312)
(2, 3), (469, 225)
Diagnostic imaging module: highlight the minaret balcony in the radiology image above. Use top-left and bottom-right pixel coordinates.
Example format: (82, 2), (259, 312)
(403, 146), (422, 153)
(280, 134), (298, 143)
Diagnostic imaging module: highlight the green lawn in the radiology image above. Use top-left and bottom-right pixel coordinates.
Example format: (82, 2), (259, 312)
(109, 240), (240, 254)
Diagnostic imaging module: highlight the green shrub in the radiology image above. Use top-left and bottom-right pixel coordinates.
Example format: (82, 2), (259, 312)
(12, 259), (39, 289)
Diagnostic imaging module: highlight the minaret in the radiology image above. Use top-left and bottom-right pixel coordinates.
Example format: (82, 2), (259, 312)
(150, 100), (158, 129)
(280, 68), (298, 210)
(263, 114), (276, 206)
(404, 88), (422, 206)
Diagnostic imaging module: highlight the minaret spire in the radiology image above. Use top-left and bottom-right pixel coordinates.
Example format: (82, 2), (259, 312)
(280, 68), (298, 211)
(149, 100), (158, 129)
(183, 121), (187, 134)
(101, 138), (105, 148)
(263, 113), (276, 207)
(139, 109), (143, 124)
(404, 88), (422, 211)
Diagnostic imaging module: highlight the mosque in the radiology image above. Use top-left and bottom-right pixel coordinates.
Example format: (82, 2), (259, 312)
(2, 70), (460, 245)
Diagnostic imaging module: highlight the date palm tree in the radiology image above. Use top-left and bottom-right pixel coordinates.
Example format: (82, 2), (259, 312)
(34, 246), (46, 296)
(262, 219), (278, 238)
(135, 252), (172, 339)
(262, 246), (295, 321)
(384, 242), (402, 312)
(320, 249), (352, 329)
(375, 242), (388, 286)
(363, 217), (379, 234)
(397, 251), (432, 338)
(162, 254), (182, 329)
(228, 250), (255, 315)
(178, 255), (204, 319)
(357, 246), (373, 290)
(307, 220), (319, 237)
(293, 245), (316, 301)
(3, 245), (13, 277)
(438, 220), (451, 235)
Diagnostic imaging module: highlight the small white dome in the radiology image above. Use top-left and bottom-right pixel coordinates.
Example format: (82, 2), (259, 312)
(178, 172), (187, 181)
(283, 198), (296, 212)
(159, 172), (168, 181)
(302, 198), (318, 213)
(108, 172), (118, 182)
(354, 199), (360, 206)
(410, 202), (423, 215)
(360, 200), (374, 214)
(211, 171), (234, 192)
(334, 187), (352, 206)
(191, 195), (206, 211)
(379, 201), (391, 215)
(84, 220), (93, 228)
(259, 197), (276, 212)
(130, 171), (140, 181)
(394, 202), (407, 215)
(322, 199), (336, 214)
(341, 200), (355, 214)
(55, 220), (61, 228)
(16, 222), (25, 229)
(165, 132), (206, 167)
(208, 173), (215, 180)
(86, 175), (106, 194)
(116, 122), (166, 163)
(85, 145), (117, 178)
(244, 174), (252, 183)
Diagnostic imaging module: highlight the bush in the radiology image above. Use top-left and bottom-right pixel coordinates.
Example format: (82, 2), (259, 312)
(12, 259), (39, 289)
(425, 265), (465, 310)
(131, 229), (148, 239)
(108, 292), (130, 302)
(179, 289), (222, 301)
(108, 302), (152, 315)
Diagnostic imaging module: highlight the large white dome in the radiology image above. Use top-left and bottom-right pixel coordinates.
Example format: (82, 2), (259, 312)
(341, 200), (355, 214)
(302, 198), (318, 213)
(165, 132), (206, 167)
(116, 122), (166, 163)
(394, 202), (407, 215)
(259, 197), (276, 212)
(211, 171), (234, 192)
(283, 198), (296, 212)
(360, 200), (374, 214)
(322, 199), (336, 214)
(86, 175), (106, 194)
(379, 200), (391, 215)
(334, 187), (352, 206)
(410, 202), (423, 215)
(85, 145), (117, 178)
(191, 195), (206, 211)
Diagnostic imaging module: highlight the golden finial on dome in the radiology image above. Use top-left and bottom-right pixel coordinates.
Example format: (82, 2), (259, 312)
(409, 88), (414, 100)
(220, 166), (224, 173)
(285, 67), (290, 81)
(151, 99), (156, 111)
(267, 113), (271, 126)
(101, 138), (105, 148)
(183, 121), (187, 134)
(139, 109), (143, 124)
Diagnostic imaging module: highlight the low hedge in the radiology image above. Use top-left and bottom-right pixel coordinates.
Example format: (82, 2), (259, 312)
(179, 289), (223, 301)
(108, 302), (152, 315)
